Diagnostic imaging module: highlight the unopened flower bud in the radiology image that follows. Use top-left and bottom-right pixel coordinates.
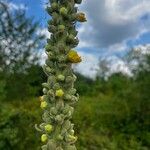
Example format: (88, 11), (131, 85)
(41, 134), (48, 142)
(51, 2), (58, 10)
(53, 83), (60, 90)
(64, 94), (72, 100)
(69, 88), (77, 95)
(67, 34), (75, 42)
(70, 129), (75, 135)
(58, 55), (66, 62)
(60, 7), (68, 16)
(65, 76), (73, 83)
(45, 124), (53, 133)
(58, 25), (65, 32)
(65, 134), (77, 142)
(55, 115), (63, 123)
(57, 135), (63, 140)
(43, 88), (48, 94)
(50, 107), (57, 115)
(57, 74), (65, 81)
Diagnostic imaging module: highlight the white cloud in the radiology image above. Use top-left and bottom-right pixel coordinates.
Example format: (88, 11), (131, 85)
(0, 0), (28, 11)
(78, 0), (150, 51)
(8, 2), (27, 10)
(107, 56), (132, 76)
(73, 51), (99, 79)
(39, 49), (47, 65)
(36, 28), (50, 38)
(73, 52), (133, 79)
(133, 44), (150, 55)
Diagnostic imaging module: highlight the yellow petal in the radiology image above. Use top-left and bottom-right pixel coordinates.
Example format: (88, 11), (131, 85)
(76, 13), (87, 22)
(68, 50), (82, 63)
(56, 89), (64, 97)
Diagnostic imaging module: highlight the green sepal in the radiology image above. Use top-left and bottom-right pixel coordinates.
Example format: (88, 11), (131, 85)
(47, 140), (57, 150)
(48, 25), (56, 33)
(41, 145), (48, 150)
(65, 145), (77, 150)
(42, 83), (50, 89)
(46, 6), (53, 15)
(51, 2), (59, 11)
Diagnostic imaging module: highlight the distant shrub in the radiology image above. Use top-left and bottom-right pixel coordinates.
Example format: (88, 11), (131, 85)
(0, 99), (41, 150)
(0, 79), (6, 101)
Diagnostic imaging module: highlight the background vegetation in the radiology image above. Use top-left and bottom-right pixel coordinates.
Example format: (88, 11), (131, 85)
(0, 1), (149, 150)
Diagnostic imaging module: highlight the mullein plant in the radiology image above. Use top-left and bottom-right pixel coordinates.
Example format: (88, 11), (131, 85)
(35, 0), (86, 149)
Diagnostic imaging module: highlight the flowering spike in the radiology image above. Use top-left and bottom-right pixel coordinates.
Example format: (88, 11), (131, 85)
(36, 0), (86, 149)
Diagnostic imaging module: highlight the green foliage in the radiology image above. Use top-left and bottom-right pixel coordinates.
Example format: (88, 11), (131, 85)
(0, 99), (41, 150)
(74, 95), (149, 150)
(0, 79), (6, 101)
(3, 65), (46, 100)
(0, 55), (149, 149)
(0, 84), (149, 149)
(0, 1), (45, 101)
(0, 1), (44, 74)
(75, 73), (94, 96)
(0, 2), (149, 149)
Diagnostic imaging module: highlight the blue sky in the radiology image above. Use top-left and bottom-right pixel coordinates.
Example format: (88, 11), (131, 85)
(9, 0), (49, 27)
(7, 0), (150, 78)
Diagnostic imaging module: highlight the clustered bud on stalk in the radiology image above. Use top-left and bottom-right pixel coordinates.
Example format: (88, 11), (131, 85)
(35, 0), (86, 149)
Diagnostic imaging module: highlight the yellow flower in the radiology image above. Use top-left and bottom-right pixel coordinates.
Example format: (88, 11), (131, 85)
(76, 13), (87, 22)
(67, 50), (82, 63)
(41, 134), (48, 143)
(40, 101), (48, 109)
(56, 89), (64, 97)
(45, 124), (53, 133)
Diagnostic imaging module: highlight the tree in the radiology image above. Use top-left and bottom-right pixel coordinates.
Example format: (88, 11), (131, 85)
(126, 45), (150, 75)
(97, 58), (110, 80)
(0, 1), (45, 100)
(0, 1), (44, 74)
